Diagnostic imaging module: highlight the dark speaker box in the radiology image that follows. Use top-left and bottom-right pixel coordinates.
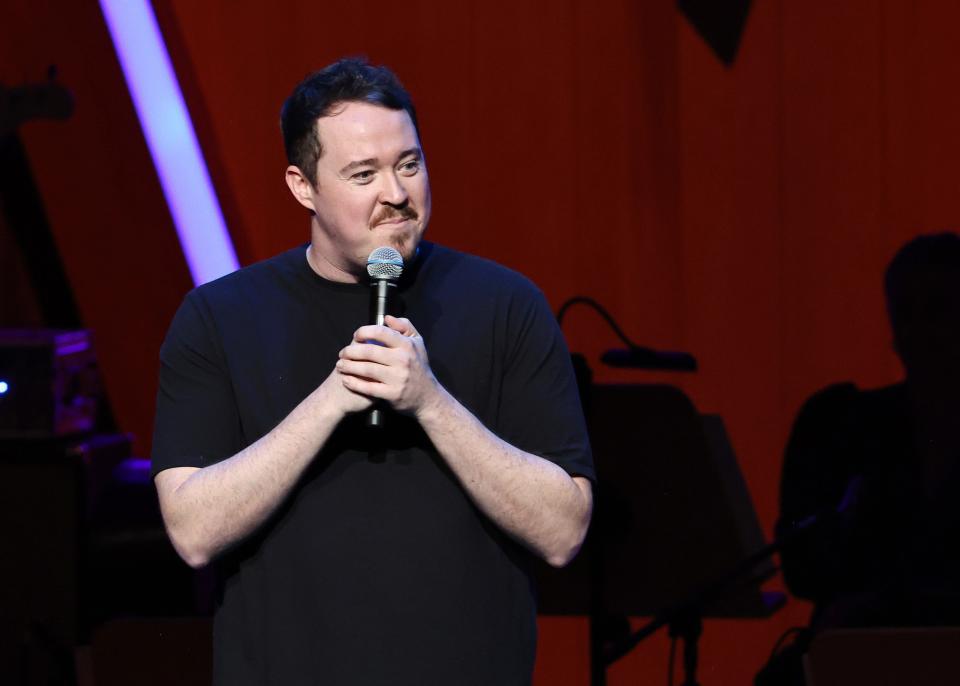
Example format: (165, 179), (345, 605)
(0, 434), (129, 685)
(0, 329), (100, 438)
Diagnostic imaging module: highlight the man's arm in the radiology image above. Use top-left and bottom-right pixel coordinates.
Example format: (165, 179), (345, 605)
(416, 384), (593, 567)
(155, 370), (370, 568)
(337, 316), (593, 567)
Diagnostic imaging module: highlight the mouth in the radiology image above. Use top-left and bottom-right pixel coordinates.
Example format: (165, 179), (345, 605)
(372, 207), (418, 228)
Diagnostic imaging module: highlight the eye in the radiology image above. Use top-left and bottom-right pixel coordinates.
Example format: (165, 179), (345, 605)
(399, 159), (421, 175)
(351, 170), (375, 183)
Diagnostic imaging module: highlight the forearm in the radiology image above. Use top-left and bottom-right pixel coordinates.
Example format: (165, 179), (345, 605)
(416, 385), (593, 567)
(157, 381), (346, 567)
(337, 316), (593, 566)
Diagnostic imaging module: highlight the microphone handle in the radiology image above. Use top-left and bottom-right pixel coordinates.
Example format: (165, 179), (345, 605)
(372, 278), (390, 325)
(367, 279), (392, 428)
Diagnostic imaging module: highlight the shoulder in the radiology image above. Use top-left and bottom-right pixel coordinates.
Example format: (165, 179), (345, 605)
(786, 382), (862, 449)
(162, 246), (306, 352)
(419, 243), (543, 300)
(186, 245), (305, 313)
(798, 382), (861, 416)
(796, 381), (904, 420)
(857, 382), (905, 408)
(420, 245), (564, 364)
(788, 381), (906, 450)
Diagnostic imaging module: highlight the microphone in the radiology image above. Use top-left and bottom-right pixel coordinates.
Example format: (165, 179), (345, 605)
(366, 246), (404, 427)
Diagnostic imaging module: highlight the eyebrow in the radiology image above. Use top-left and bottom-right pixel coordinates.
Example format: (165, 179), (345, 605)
(337, 147), (423, 176)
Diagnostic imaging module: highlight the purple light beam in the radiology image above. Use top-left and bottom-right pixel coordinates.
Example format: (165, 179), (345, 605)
(99, 0), (239, 285)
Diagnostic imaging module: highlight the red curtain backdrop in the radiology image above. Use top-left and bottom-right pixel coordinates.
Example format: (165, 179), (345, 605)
(5, 1), (960, 683)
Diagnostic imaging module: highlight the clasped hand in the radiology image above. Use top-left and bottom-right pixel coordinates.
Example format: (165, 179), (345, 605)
(333, 315), (439, 416)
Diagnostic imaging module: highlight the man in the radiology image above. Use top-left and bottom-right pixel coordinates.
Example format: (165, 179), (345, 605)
(758, 233), (960, 685)
(151, 58), (594, 685)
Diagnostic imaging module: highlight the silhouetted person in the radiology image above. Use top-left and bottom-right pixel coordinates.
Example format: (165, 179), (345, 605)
(758, 232), (960, 684)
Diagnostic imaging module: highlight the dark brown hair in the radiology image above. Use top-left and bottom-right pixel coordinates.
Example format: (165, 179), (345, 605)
(280, 57), (419, 187)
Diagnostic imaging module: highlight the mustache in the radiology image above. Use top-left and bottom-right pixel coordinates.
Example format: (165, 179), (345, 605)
(371, 205), (418, 226)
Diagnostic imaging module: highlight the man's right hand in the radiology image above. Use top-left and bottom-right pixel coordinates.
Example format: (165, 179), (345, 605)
(320, 359), (375, 417)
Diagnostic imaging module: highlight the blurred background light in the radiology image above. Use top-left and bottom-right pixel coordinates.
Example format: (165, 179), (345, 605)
(98, 0), (239, 285)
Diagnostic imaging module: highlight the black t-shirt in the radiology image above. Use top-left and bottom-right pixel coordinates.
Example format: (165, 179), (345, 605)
(152, 242), (594, 685)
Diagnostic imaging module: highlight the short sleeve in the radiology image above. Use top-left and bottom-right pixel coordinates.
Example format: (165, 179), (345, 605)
(496, 285), (595, 483)
(151, 291), (242, 477)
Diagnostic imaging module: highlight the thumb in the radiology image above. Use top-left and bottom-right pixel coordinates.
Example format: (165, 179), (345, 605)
(384, 315), (419, 337)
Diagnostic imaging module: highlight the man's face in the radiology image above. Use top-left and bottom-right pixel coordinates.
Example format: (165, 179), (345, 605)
(287, 101), (431, 282)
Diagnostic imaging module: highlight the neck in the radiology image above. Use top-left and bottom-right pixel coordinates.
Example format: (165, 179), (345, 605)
(305, 243), (361, 283)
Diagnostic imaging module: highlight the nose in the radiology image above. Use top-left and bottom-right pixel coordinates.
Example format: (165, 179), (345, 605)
(379, 171), (409, 207)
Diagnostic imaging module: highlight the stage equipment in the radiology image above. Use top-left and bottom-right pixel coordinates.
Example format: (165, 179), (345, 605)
(805, 628), (960, 686)
(88, 618), (212, 686)
(0, 329), (100, 438)
(547, 297), (782, 686)
(1, 100), (82, 328)
(0, 433), (130, 685)
(556, 296), (697, 372)
(535, 385), (783, 686)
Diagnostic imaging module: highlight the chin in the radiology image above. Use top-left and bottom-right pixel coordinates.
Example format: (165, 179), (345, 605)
(386, 227), (424, 263)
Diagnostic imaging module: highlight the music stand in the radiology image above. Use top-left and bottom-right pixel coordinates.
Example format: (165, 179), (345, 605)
(535, 384), (783, 685)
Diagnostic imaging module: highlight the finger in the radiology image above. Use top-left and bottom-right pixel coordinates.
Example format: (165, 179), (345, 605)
(339, 342), (394, 364)
(384, 315), (419, 337)
(353, 324), (406, 347)
(338, 376), (375, 402)
(336, 359), (392, 382)
(340, 373), (389, 400)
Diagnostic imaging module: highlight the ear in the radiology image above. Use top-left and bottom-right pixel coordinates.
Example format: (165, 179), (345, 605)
(285, 165), (316, 211)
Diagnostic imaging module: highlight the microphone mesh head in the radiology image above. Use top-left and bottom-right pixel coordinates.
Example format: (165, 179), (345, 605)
(366, 246), (404, 280)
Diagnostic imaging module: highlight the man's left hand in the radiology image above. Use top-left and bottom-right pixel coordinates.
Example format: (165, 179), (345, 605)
(336, 315), (440, 416)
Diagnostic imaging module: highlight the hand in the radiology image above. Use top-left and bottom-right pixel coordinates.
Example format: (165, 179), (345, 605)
(335, 315), (440, 416)
(318, 364), (375, 417)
